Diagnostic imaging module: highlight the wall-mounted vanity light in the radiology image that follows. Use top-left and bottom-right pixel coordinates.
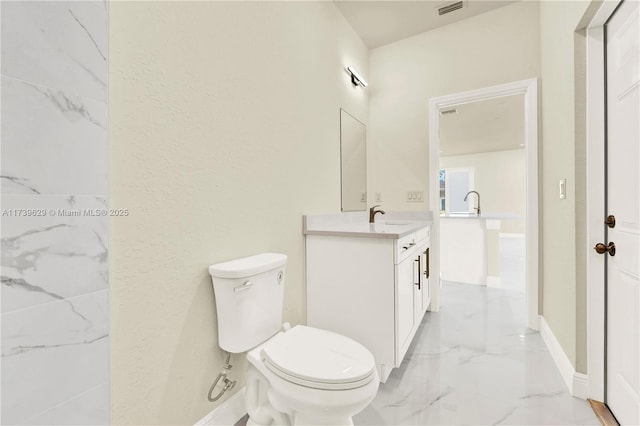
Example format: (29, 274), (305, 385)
(346, 66), (368, 88)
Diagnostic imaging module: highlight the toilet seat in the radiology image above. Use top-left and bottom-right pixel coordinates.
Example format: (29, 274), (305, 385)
(260, 325), (376, 391)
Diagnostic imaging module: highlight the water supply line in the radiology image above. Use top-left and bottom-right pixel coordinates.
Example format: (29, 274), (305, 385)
(208, 351), (236, 402)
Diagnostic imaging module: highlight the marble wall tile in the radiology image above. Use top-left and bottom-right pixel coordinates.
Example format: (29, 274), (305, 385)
(1, 76), (107, 196)
(1, 194), (108, 313)
(1, 1), (109, 424)
(1, 1), (107, 101)
(1, 290), (109, 425)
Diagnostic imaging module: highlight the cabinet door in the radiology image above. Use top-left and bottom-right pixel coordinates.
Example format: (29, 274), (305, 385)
(415, 243), (430, 318)
(396, 256), (415, 359)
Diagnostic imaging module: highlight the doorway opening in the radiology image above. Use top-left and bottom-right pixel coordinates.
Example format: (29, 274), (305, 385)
(428, 78), (539, 330)
(438, 94), (526, 294)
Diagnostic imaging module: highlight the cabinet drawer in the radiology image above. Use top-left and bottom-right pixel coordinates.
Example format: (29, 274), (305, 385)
(396, 233), (417, 263)
(415, 227), (430, 244)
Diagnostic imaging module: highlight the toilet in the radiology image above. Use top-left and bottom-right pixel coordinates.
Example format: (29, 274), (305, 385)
(209, 253), (379, 426)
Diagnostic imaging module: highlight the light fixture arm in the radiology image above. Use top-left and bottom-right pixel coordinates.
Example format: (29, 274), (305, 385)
(346, 66), (368, 88)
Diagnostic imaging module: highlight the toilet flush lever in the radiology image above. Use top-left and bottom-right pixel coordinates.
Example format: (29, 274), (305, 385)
(234, 280), (253, 292)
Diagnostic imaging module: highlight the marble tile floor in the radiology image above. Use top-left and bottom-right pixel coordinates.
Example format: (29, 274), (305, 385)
(355, 236), (598, 425)
(354, 282), (598, 425)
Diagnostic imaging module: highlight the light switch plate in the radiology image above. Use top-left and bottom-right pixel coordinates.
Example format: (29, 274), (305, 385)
(559, 179), (566, 199)
(407, 190), (424, 202)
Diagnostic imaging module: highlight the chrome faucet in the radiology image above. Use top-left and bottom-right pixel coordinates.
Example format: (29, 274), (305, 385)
(464, 191), (481, 215)
(369, 205), (386, 223)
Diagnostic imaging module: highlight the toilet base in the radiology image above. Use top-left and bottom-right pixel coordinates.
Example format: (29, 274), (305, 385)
(245, 364), (291, 426)
(247, 417), (353, 426)
(245, 352), (377, 426)
(291, 413), (354, 426)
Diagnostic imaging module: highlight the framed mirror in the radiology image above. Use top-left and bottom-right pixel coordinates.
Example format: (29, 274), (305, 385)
(340, 109), (367, 212)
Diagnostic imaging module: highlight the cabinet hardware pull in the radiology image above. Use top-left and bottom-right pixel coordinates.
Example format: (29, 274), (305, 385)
(414, 257), (421, 289)
(425, 248), (430, 278)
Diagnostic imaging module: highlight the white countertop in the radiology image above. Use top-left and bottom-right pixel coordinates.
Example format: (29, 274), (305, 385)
(440, 213), (523, 220)
(303, 211), (433, 239)
(304, 220), (431, 239)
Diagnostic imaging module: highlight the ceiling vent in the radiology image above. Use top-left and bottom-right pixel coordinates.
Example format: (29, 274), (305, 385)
(438, 1), (464, 16)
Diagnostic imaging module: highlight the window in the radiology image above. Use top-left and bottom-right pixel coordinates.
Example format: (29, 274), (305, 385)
(439, 167), (475, 215)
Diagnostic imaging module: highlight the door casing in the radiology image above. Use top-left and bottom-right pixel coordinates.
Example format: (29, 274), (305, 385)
(585, 0), (624, 403)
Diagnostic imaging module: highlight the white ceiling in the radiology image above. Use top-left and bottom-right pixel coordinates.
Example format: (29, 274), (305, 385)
(333, 0), (525, 156)
(334, 0), (519, 49)
(440, 94), (525, 157)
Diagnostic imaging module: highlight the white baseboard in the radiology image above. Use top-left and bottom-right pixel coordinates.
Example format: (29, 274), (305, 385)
(573, 373), (589, 400)
(486, 276), (501, 288)
(195, 387), (246, 426)
(539, 316), (588, 400)
(539, 316), (574, 392)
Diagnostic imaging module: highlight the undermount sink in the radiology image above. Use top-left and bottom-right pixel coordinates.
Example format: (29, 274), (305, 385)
(380, 221), (411, 226)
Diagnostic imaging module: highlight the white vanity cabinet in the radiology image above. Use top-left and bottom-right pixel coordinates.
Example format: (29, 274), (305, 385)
(305, 225), (430, 383)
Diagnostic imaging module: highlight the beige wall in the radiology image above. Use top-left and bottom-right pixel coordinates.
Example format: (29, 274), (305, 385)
(108, 2), (368, 424)
(440, 149), (526, 234)
(539, 0), (592, 374)
(367, 1), (540, 210)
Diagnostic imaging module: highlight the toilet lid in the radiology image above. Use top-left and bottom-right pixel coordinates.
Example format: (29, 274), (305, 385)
(260, 325), (376, 390)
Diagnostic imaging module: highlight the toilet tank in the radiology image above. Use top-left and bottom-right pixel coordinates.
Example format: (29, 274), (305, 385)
(209, 253), (287, 353)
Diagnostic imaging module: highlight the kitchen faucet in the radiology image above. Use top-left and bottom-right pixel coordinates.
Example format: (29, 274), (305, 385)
(369, 205), (386, 223)
(464, 191), (481, 215)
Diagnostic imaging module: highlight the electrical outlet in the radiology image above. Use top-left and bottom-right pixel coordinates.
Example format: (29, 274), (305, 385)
(360, 192), (366, 203)
(375, 192), (381, 202)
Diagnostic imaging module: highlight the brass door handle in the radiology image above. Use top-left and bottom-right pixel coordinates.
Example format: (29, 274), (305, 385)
(594, 242), (616, 256)
(605, 215), (616, 229)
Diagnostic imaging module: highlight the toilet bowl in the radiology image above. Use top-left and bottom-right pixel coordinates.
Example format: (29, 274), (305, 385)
(246, 324), (379, 425)
(209, 253), (379, 425)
